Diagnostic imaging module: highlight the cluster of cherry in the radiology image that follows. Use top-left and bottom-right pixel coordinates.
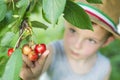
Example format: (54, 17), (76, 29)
(7, 43), (46, 61)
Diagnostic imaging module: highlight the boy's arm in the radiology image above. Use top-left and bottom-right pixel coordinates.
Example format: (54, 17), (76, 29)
(20, 45), (53, 80)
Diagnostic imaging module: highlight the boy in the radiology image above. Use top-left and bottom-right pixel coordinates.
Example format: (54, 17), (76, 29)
(20, 2), (120, 80)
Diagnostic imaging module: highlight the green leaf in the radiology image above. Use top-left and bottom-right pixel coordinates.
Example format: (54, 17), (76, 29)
(16, 0), (30, 19)
(86, 0), (102, 3)
(0, 0), (7, 22)
(10, 32), (19, 47)
(2, 49), (22, 80)
(31, 21), (48, 29)
(0, 32), (15, 47)
(16, 0), (29, 8)
(0, 54), (9, 77)
(63, 0), (93, 30)
(42, 0), (66, 25)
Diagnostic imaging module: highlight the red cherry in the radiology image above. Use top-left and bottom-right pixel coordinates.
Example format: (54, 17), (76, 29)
(28, 51), (38, 61)
(7, 48), (14, 57)
(34, 44), (46, 55)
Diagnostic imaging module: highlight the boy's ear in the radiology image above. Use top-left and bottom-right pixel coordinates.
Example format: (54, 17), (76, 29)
(102, 36), (115, 47)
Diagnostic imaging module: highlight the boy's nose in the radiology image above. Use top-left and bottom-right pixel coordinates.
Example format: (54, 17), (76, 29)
(74, 38), (83, 49)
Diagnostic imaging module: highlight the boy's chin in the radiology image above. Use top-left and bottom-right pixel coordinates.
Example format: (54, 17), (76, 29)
(68, 53), (87, 61)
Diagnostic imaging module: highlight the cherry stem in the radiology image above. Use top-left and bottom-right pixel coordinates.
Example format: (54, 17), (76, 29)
(13, 30), (26, 50)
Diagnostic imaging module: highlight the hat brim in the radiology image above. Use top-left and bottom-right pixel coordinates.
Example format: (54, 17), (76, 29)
(89, 14), (120, 39)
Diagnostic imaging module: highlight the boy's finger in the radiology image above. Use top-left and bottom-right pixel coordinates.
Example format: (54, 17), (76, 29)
(22, 54), (34, 67)
(30, 50), (49, 74)
(34, 50), (49, 69)
(37, 50), (49, 65)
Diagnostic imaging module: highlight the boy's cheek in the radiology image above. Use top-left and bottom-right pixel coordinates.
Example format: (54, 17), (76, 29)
(83, 46), (99, 55)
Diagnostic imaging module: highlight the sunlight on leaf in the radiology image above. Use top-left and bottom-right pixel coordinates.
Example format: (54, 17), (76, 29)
(16, 0), (29, 8)
(42, 0), (66, 25)
(0, 32), (15, 47)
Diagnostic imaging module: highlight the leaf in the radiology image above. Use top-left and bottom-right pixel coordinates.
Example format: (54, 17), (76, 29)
(0, 0), (7, 22)
(30, 0), (42, 13)
(16, 0), (30, 20)
(86, 0), (102, 3)
(16, 0), (30, 19)
(10, 32), (19, 47)
(16, 0), (29, 8)
(42, 0), (66, 25)
(63, 0), (93, 30)
(0, 32), (15, 47)
(2, 49), (22, 80)
(31, 21), (48, 29)
(0, 54), (9, 77)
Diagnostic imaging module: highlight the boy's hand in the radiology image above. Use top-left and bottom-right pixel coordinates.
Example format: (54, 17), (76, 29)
(20, 50), (49, 80)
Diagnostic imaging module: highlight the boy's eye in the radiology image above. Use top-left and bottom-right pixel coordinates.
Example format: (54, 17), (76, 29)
(88, 38), (97, 44)
(69, 28), (76, 33)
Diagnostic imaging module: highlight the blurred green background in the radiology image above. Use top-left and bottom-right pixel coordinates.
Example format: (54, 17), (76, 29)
(100, 39), (120, 80)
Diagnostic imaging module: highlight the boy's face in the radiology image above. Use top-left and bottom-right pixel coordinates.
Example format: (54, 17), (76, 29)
(63, 22), (111, 60)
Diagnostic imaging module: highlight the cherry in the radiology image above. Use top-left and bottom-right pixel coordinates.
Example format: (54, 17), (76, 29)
(34, 44), (46, 55)
(22, 44), (32, 55)
(7, 48), (14, 57)
(22, 43), (46, 61)
(28, 51), (38, 61)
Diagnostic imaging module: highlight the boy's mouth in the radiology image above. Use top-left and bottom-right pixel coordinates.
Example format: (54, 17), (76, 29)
(70, 49), (80, 57)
